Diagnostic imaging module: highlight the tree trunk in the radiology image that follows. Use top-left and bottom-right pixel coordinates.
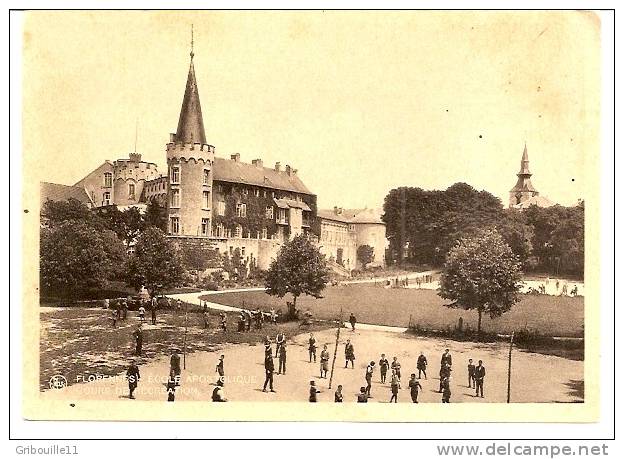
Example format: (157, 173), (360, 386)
(288, 296), (297, 319)
(477, 308), (483, 338)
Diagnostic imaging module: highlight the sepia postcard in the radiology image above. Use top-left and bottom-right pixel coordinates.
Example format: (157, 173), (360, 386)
(19, 10), (604, 423)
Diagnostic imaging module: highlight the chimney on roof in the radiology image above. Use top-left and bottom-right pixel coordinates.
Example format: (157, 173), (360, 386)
(252, 158), (263, 168)
(285, 165), (292, 176)
(231, 153), (240, 162)
(275, 162), (281, 172)
(334, 206), (343, 215)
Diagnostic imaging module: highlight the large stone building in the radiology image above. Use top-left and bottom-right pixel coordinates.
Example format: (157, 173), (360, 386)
(68, 48), (317, 270)
(317, 207), (386, 272)
(509, 144), (555, 209)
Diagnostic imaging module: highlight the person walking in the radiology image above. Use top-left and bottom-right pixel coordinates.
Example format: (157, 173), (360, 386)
(474, 360), (486, 398)
(203, 311), (210, 329)
(441, 349), (452, 368)
(379, 354), (389, 383)
(391, 356), (402, 381)
(344, 339), (355, 369)
(150, 297), (157, 325)
(390, 370), (400, 403)
(262, 354), (275, 392)
(126, 360), (140, 399)
(275, 331), (286, 358)
(212, 379), (227, 402)
(122, 300), (128, 320)
(439, 363), (451, 393)
(334, 385), (344, 403)
(320, 345), (330, 378)
(216, 354), (225, 385)
(417, 352), (428, 379)
(170, 348), (181, 386)
(467, 358), (476, 388)
(308, 333), (317, 363)
(408, 373), (423, 403)
(309, 380), (320, 402)
(441, 377), (451, 403)
(349, 313), (357, 331)
(278, 342), (287, 375)
(365, 361), (375, 397)
(138, 305), (146, 323)
(111, 308), (118, 328)
(133, 324), (143, 356)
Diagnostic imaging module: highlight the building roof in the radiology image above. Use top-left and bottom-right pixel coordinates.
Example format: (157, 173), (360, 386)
(511, 195), (555, 209)
(213, 157), (314, 195)
(274, 198), (312, 212)
(510, 177), (537, 193)
(318, 207), (385, 225)
(41, 182), (94, 207)
(174, 58), (207, 144)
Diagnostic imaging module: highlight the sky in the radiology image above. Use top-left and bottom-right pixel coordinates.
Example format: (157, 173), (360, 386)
(23, 11), (600, 209)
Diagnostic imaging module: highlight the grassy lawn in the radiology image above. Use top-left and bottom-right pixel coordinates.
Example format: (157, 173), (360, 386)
(205, 285), (584, 337)
(40, 307), (330, 391)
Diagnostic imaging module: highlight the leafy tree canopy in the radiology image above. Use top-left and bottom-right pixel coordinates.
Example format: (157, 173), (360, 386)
(438, 229), (523, 334)
(125, 227), (184, 296)
(265, 234), (330, 314)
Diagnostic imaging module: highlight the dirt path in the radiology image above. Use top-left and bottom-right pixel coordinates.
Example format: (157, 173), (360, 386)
(42, 327), (583, 403)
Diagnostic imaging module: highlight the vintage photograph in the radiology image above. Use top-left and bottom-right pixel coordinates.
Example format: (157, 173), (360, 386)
(21, 10), (601, 421)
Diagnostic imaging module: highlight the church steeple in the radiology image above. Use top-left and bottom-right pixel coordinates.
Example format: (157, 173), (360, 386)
(509, 143), (539, 207)
(174, 28), (206, 145)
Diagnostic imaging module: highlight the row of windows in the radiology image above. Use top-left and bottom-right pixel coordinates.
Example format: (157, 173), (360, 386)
(170, 166), (211, 185)
(170, 189), (211, 209)
(214, 223), (271, 240)
(215, 183), (304, 203)
(169, 217), (211, 236)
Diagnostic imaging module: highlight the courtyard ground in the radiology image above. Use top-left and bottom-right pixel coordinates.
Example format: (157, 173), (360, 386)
(204, 285), (584, 337)
(39, 307), (330, 390)
(42, 327), (583, 403)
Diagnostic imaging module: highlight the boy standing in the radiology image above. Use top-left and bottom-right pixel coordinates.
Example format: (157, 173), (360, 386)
(379, 354), (389, 383)
(408, 373), (423, 403)
(467, 359), (476, 388)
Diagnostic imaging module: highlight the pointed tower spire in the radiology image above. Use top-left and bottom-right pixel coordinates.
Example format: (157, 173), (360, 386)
(174, 25), (206, 144)
(509, 143), (538, 207)
(518, 142), (531, 175)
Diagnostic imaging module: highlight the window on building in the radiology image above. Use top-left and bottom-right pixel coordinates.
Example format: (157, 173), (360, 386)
(128, 183), (135, 199)
(171, 189), (180, 207)
(201, 218), (209, 236)
(254, 188), (260, 197)
(203, 190), (210, 209)
(265, 206), (274, 219)
(215, 223), (224, 238)
(234, 225), (242, 238)
(263, 190), (267, 197)
(170, 166), (180, 184)
(104, 172), (112, 188)
(262, 227), (268, 239)
(103, 191), (111, 206)
(217, 201), (225, 216)
(242, 187), (248, 196)
(236, 203), (247, 218)
(203, 169), (210, 185)
(278, 208), (287, 222)
(170, 217), (180, 235)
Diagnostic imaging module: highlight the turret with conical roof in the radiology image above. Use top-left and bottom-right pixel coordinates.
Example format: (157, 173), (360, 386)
(166, 41), (215, 238)
(509, 143), (539, 207)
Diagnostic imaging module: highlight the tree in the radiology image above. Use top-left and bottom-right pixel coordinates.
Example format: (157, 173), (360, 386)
(41, 198), (95, 226)
(144, 198), (168, 232)
(356, 245), (374, 270)
(40, 220), (126, 297)
(265, 234), (330, 318)
(438, 229), (523, 336)
(125, 227), (184, 296)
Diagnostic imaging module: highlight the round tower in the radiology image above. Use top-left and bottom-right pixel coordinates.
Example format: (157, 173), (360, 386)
(166, 52), (215, 237)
